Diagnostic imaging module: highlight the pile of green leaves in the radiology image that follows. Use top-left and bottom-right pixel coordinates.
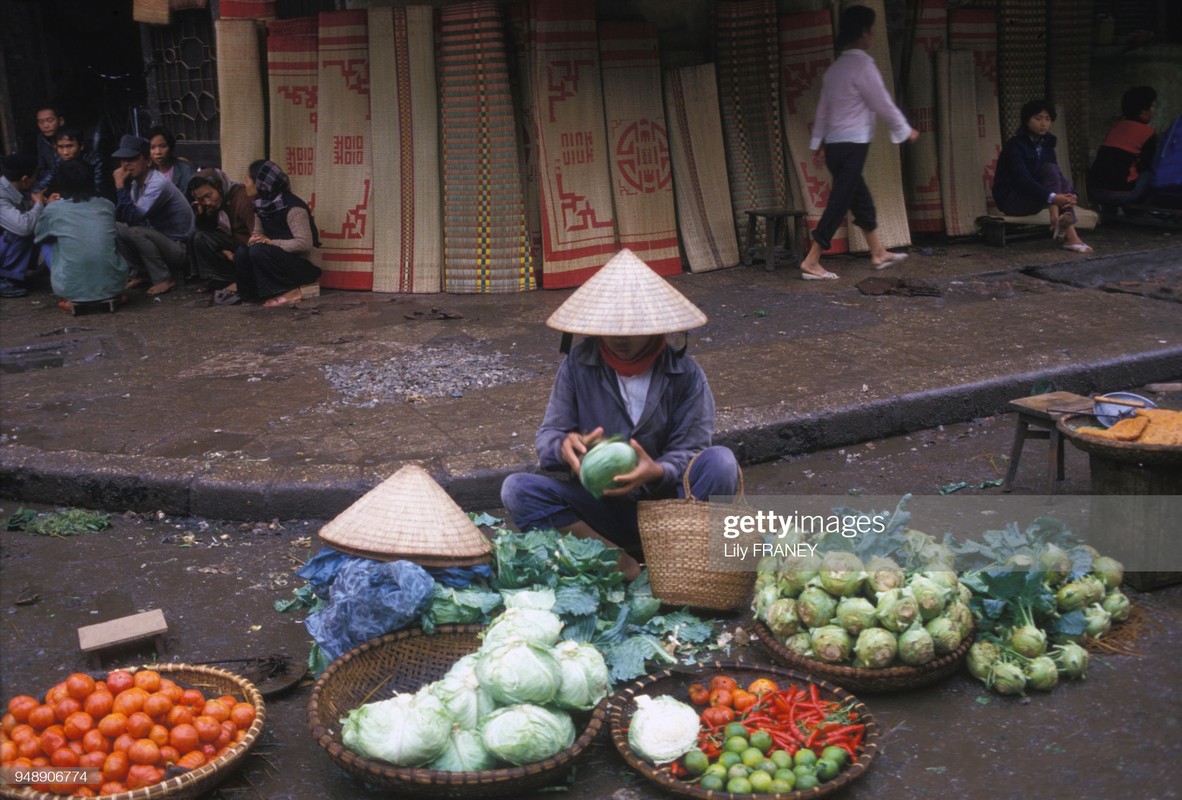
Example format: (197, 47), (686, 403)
(420, 527), (716, 682)
(5, 507), (112, 537)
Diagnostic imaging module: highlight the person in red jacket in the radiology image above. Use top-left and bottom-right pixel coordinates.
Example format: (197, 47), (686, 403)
(1088, 86), (1158, 222)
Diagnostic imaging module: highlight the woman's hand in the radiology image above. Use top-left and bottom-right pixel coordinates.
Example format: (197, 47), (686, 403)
(247, 234), (272, 246)
(601, 440), (664, 496)
(1052, 193), (1078, 209)
(561, 427), (604, 475)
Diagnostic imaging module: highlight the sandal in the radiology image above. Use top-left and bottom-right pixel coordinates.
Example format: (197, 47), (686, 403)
(801, 269), (838, 281)
(872, 251), (909, 270)
(213, 288), (242, 306)
(262, 289), (303, 308)
(1052, 215), (1072, 241)
(1062, 242), (1093, 254)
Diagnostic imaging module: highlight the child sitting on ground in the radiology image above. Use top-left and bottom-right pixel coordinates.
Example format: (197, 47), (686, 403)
(35, 159), (128, 309)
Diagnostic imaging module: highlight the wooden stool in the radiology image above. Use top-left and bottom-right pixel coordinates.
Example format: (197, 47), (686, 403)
(1002, 392), (1093, 493)
(743, 208), (808, 272)
(78, 609), (168, 669)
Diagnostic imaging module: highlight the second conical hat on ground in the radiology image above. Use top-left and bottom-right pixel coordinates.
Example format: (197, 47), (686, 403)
(318, 464), (493, 566)
(546, 248), (708, 335)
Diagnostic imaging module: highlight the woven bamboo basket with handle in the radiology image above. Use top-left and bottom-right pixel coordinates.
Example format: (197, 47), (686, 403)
(752, 618), (974, 694)
(636, 453), (753, 610)
(1, 663), (265, 800)
(306, 625), (606, 797)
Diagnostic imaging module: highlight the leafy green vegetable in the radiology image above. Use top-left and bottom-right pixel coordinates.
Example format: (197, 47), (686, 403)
(6, 507), (111, 536)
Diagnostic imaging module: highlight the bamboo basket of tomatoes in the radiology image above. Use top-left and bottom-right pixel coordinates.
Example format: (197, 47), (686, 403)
(609, 661), (879, 800)
(1, 663), (265, 800)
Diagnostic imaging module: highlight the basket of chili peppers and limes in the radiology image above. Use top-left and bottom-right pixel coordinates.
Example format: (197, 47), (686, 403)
(609, 661), (878, 799)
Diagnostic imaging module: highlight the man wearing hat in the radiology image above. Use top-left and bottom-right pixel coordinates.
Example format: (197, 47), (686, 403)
(111, 134), (194, 296)
(0, 154), (45, 298)
(501, 248), (739, 579)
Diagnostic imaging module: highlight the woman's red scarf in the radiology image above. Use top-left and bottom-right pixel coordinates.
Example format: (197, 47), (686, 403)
(599, 336), (666, 376)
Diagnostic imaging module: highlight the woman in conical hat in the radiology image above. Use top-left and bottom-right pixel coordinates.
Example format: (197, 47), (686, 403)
(500, 249), (739, 579)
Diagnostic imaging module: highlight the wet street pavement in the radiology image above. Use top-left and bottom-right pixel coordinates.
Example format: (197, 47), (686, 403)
(2, 407), (1180, 800)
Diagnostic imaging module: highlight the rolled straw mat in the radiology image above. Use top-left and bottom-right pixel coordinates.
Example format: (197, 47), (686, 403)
(715, 0), (789, 257)
(266, 17), (318, 201)
(902, 0), (945, 233)
(529, 0), (618, 289)
(134, 0), (170, 25)
(313, 10), (374, 290)
(215, 19), (265, 189)
(318, 464), (493, 566)
(664, 63), (740, 273)
(368, 6), (441, 293)
(840, 0), (910, 253)
(599, 21), (681, 277)
(936, 49), (986, 236)
(506, 2), (544, 267)
(439, 1), (536, 293)
(948, 9), (1002, 213)
(778, 8), (848, 255)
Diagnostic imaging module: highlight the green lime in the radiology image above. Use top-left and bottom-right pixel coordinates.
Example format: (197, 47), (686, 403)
(773, 768), (796, 784)
(704, 763), (728, 780)
(724, 735), (750, 754)
(770, 749), (793, 770)
(719, 751), (743, 769)
(700, 775), (725, 792)
(741, 747), (766, 767)
(755, 759), (778, 775)
(728, 764), (752, 781)
(724, 722), (750, 740)
(726, 777), (753, 794)
(795, 772), (820, 791)
(821, 745), (849, 767)
(815, 757), (840, 782)
(749, 730), (774, 753)
(683, 749), (710, 776)
(769, 778), (795, 794)
(793, 764), (816, 779)
(793, 748), (818, 769)
(747, 770), (774, 794)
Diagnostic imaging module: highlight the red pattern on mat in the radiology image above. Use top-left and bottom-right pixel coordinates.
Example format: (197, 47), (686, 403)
(778, 9), (847, 254)
(218, 0), (274, 20)
(598, 21), (680, 276)
(529, 0), (618, 288)
(314, 10), (374, 290)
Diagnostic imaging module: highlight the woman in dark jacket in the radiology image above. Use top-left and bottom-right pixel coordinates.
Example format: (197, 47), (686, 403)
(222, 160), (320, 307)
(187, 167), (254, 290)
(992, 99), (1092, 253)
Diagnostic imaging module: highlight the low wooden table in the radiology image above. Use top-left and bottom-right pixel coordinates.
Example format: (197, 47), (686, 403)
(742, 208), (808, 272)
(1002, 391), (1093, 493)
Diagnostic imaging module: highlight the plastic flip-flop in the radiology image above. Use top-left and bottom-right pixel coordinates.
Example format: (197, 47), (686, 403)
(1062, 243), (1093, 254)
(873, 252), (909, 270)
(801, 270), (838, 281)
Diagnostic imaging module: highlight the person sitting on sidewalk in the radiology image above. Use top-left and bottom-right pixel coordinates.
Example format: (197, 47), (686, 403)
(0, 154), (45, 299)
(500, 248), (740, 579)
(35, 159), (128, 310)
(147, 125), (197, 194)
(33, 103), (65, 187)
(186, 167), (254, 292)
(1088, 86), (1158, 223)
(111, 134), (194, 296)
(993, 99), (1093, 254)
(34, 126), (105, 198)
(220, 159), (320, 308)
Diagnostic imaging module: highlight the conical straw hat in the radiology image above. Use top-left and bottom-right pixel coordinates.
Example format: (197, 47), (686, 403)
(546, 248), (707, 335)
(318, 464), (493, 567)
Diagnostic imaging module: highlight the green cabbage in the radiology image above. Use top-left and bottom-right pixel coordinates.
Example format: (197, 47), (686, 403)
(835, 597), (878, 637)
(854, 627), (897, 669)
(502, 587), (558, 611)
(475, 641), (563, 706)
(430, 662), (495, 730)
(428, 725), (497, 772)
(552, 640), (611, 711)
(481, 607), (564, 649)
(764, 598), (801, 639)
(943, 599), (974, 640)
(480, 704), (575, 766)
(897, 622), (935, 666)
(817, 551), (867, 597)
(924, 615), (962, 656)
(865, 556), (905, 595)
(627, 695), (700, 765)
(907, 575), (948, 622)
(797, 585), (838, 629)
(341, 691), (452, 766)
(777, 557), (819, 598)
(810, 625), (852, 664)
(784, 632), (813, 657)
(875, 588), (919, 633)
(580, 440), (639, 498)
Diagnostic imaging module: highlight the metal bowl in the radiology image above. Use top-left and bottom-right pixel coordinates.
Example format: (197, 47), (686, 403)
(1093, 392), (1156, 428)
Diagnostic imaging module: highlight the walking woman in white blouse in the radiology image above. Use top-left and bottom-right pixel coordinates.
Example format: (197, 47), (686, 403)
(799, 4), (919, 280)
